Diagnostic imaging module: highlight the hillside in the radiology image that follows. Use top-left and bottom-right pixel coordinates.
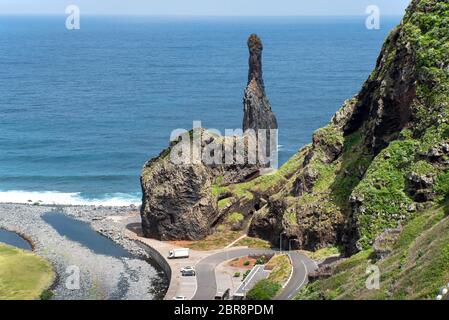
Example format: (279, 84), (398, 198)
(217, 0), (449, 255)
(295, 203), (449, 299)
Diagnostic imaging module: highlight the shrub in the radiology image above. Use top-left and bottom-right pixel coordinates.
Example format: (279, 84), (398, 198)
(40, 289), (54, 300)
(227, 212), (244, 224)
(242, 270), (251, 280)
(246, 280), (281, 300)
(234, 272), (241, 278)
(243, 260), (250, 266)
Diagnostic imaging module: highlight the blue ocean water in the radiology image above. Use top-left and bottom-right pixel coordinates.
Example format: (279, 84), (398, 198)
(0, 16), (401, 205)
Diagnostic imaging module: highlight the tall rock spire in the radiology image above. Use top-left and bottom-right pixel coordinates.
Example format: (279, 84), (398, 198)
(243, 34), (278, 132)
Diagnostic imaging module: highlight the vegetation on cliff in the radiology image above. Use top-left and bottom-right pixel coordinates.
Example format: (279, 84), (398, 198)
(295, 203), (449, 300)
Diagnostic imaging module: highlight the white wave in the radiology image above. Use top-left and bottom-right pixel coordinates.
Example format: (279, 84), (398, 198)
(0, 190), (141, 207)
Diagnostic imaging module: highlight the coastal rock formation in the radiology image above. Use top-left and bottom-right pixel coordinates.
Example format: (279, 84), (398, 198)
(140, 35), (278, 241)
(140, 147), (218, 241)
(142, 0), (449, 266)
(243, 34), (278, 133)
(140, 130), (259, 240)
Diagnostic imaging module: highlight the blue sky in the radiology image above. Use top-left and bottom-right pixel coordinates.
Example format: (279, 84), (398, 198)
(0, 0), (410, 16)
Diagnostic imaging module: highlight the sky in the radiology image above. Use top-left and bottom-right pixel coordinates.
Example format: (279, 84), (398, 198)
(0, 0), (411, 16)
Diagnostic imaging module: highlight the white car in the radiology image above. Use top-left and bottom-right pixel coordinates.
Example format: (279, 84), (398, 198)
(173, 296), (186, 300)
(180, 266), (196, 276)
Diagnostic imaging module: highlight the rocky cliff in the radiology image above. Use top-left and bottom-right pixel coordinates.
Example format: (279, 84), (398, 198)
(218, 0), (449, 255)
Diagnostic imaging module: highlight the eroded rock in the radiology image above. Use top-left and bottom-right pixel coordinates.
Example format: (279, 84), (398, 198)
(243, 34), (278, 133)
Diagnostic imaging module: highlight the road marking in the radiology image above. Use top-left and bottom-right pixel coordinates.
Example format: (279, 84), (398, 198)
(282, 253), (294, 289)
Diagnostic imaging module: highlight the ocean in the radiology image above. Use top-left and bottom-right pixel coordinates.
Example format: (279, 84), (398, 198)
(0, 15), (401, 206)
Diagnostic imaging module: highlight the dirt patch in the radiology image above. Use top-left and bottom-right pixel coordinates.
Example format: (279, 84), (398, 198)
(228, 254), (271, 269)
(167, 231), (242, 251)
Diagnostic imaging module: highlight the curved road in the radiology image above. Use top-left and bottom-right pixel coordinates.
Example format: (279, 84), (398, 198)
(276, 252), (318, 300)
(192, 249), (317, 300)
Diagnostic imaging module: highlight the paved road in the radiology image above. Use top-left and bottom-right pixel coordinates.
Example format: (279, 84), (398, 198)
(276, 252), (317, 300)
(192, 248), (316, 300)
(193, 248), (273, 300)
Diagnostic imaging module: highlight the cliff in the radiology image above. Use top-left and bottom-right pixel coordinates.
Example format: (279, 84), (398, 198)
(228, 0), (449, 300)
(217, 0), (449, 256)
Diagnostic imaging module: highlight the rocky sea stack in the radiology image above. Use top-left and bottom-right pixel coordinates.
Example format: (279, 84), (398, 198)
(243, 34), (278, 132)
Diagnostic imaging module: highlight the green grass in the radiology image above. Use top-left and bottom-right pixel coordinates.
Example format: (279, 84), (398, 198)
(218, 198), (232, 209)
(313, 124), (344, 148)
(295, 204), (449, 300)
(0, 244), (55, 300)
(226, 212), (244, 224)
(212, 184), (227, 197)
(228, 147), (308, 197)
(246, 279), (282, 300)
(247, 254), (292, 300)
(302, 246), (342, 260)
(266, 254), (292, 284)
(352, 139), (417, 248)
(232, 236), (272, 249)
(176, 230), (242, 251)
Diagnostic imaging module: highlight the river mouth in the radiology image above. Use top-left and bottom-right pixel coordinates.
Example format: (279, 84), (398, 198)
(0, 229), (32, 250)
(42, 212), (132, 258)
(41, 211), (169, 299)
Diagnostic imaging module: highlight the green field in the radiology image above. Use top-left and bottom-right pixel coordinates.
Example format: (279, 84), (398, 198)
(0, 244), (55, 300)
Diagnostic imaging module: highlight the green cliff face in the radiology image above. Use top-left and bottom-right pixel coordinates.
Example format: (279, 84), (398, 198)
(216, 0), (449, 260)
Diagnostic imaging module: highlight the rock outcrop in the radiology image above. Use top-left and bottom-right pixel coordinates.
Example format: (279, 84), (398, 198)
(243, 34), (278, 133)
(140, 144), (218, 240)
(140, 130), (260, 240)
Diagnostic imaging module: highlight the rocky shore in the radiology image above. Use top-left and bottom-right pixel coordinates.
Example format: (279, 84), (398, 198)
(0, 203), (168, 300)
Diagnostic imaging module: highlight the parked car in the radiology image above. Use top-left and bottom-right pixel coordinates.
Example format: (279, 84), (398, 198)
(214, 289), (231, 300)
(173, 296), (186, 300)
(180, 266), (196, 276)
